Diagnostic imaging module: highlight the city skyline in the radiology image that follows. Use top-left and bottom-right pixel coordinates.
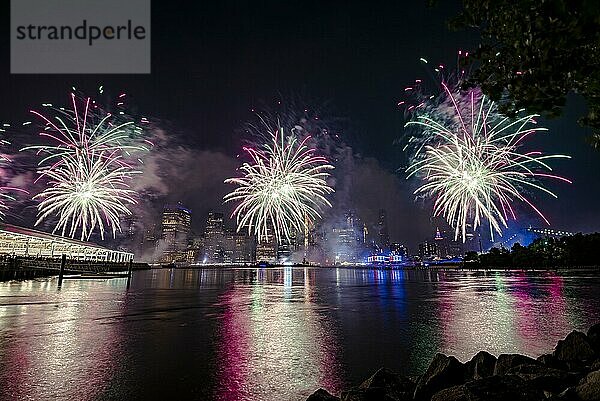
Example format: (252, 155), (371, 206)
(143, 201), (570, 266)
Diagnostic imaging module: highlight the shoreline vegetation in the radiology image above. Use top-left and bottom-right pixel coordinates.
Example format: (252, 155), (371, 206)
(463, 233), (600, 269)
(307, 324), (600, 401)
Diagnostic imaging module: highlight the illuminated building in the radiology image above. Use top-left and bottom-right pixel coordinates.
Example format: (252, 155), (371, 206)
(277, 234), (297, 263)
(366, 253), (404, 264)
(434, 227), (447, 258)
(390, 243), (407, 256)
(222, 231), (254, 264)
(204, 211), (225, 263)
(232, 233), (254, 264)
(140, 224), (158, 257)
(418, 240), (437, 261)
(0, 223), (133, 262)
(159, 203), (192, 263)
(186, 236), (204, 264)
(199, 212), (255, 265)
(256, 234), (277, 263)
(332, 211), (363, 264)
(377, 209), (390, 251)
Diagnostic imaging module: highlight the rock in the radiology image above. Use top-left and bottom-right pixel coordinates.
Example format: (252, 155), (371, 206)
(554, 331), (596, 362)
(307, 388), (340, 401)
(545, 387), (579, 401)
(340, 387), (389, 401)
(464, 351), (497, 380)
(506, 363), (580, 393)
(588, 324), (600, 353)
(431, 385), (467, 401)
(413, 353), (465, 401)
(575, 370), (600, 401)
(494, 353), (539, 376)
(359, 367), (415, 401)
(537, 353), (566, 370)
(433, 376), (546, 401)
(462, 375), (545, 401)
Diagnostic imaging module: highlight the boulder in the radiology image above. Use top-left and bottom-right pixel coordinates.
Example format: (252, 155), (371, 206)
(461, 375), (545, 401)
(494, 353), (539, 376)
(554, 331), (596, 362)
(307, 388), (340, 401)
(506, 363), (580, 392)
(359, 367), (415, 401)
(545, 387), (579, 401)
(537, 353), (567, 370)
(340, 387), (389, 401)
(575, 370), (600, 401)
(413, 353), (465, 401)
(431, 385), (467, 401)
(588, 324), (600, 353)
(464, 351), (497, 380)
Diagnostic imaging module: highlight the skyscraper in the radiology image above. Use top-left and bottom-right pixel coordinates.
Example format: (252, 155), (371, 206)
(256, 230), (277, 263)
(377, 209), (390, 251)
(332, 211), (361, 264)
(204, 211), (225, 263)
(159, 203), (192, 263)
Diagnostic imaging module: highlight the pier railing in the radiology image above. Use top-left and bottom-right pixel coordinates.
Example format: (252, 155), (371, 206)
(0, 255), (149, 273)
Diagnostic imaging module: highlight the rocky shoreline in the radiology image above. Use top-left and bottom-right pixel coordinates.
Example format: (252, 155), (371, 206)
(307, 323), (600, 401)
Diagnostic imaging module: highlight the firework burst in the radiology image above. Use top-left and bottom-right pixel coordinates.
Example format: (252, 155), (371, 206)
(225, 125), (334, 243)
(406, 84), (571, 242)
(23, 90), (150, 240)
(34, 150), (138, 241)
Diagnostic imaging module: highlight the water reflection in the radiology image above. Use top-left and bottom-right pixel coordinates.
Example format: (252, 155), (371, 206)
(435, 270), (600, 360)
(215, 267), (344, 401)
(0, 268), (598, 401)
(0, 279), (125, 401)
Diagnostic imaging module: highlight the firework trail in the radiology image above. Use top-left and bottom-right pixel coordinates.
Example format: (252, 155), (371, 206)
(399, 51), (473, 164)
(405, 84), (571, 242)
(224, 124), (335, 243)
(22, 91), (153, 169)
(243, 95), (347, 163)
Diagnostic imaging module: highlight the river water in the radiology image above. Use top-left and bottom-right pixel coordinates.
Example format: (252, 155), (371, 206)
(0, 268), (598, 401)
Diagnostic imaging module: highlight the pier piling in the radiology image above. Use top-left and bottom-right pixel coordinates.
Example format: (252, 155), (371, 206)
(127, 259), (133, 288)
(58, 254), (66, 287)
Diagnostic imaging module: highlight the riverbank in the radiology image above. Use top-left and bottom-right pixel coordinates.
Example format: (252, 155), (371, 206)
(308, 323), (600, 401)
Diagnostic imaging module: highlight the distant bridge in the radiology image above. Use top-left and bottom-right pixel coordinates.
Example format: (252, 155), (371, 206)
(526, 227), (575, 239)
(0, 223), (133, 262)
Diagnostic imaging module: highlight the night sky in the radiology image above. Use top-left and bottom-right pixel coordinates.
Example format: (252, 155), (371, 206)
(0, 1), (599, 249)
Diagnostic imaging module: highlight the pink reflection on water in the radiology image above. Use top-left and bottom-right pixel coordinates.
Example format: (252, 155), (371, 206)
(436, 271), (583, 361)
(215, 268), (344, 401)
(511, 272), (569, 350)
(0, 280), (124, 401)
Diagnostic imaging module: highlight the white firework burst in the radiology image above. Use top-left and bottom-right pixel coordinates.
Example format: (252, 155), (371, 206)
(406, 85), (571, 242)
(225, 125), (334, 243)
